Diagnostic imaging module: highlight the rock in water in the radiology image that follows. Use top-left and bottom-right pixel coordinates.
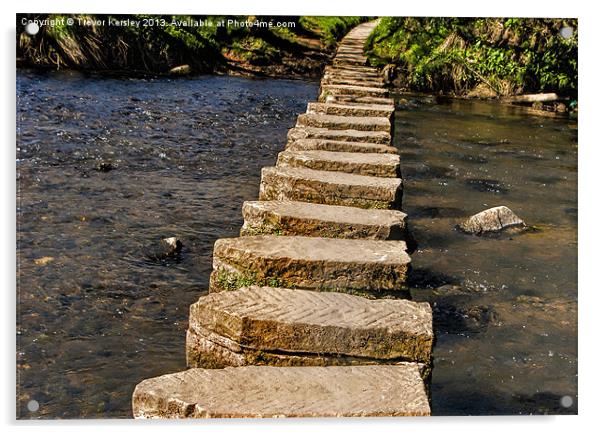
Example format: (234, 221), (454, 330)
(458, 206), (526, 235)
(169, 65), (191, 75)
(145, 237), (182, 261)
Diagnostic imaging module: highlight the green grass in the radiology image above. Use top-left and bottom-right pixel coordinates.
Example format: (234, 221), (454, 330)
(365, 17), (577, 97)
(299, 17), (367, 47)
(18, 14), (369, 74)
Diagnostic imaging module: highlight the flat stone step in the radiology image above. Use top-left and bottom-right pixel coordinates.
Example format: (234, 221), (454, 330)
(186, 286), (433, 368)
(320, 84), (389, 101)
(286, 138), (398, 154)
(241, 200), (409, 240)
(209, 235), (411, 295)
(321, 76), (385, 87)
(327, 95), (395, 106)
(288, 126), (391, 145)
(325, 65), (381, 77)
(259, 166), (403, 209)
(324, 72), (382, 83)
(307, 102), (394, 120)
(277, 150), (400, 178)
(297, 113), (391, 132)
(333, 58), (368, 67)
(132, 364), (431, 418)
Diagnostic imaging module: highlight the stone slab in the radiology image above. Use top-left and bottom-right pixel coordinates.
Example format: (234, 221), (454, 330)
(307, 102), (394, 121)
(259, 166), (403, 209)
(324, 69), (381, 79)
(296, 113), (391, 132)
(288, 126), (391, 145)
(286, 138), (398, 154)
(326, 95), (395, 107)
(186, 286), (433, 368)
(240, 200), (408, 240)
(325, 65), (380, 76)
(333, 58), (368, 67)
(321, 76), (385, 87)
(277, 150), (400, 178)
(132, 364), (431, 418)
(320, 84), (389, 101)
(209, 235), (411, 295)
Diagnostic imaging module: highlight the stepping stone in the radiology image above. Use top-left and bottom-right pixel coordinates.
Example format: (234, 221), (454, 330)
(286, 138), (398, 154)
(132, 364), (431, 418)
(296, 113), (391, 132)
(259, 166), (403, 209)
(321, 76), (385, 87)
(324, 71), (382, 83)
(325, 65), (381, 77)
(240, 200), (409, 240)
(277, 150), (400, 178)
(288, 126), (391, 145)
(186, 286), (433, 368)
(327, 95), (395, 107)
(209, 235), (411, 295)
(307, 102), (394, 121)
(333, 58), (368, 67)
(320, 84), (389, 100)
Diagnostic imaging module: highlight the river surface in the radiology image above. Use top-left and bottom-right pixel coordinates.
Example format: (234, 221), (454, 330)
(16, 70), (577, 418)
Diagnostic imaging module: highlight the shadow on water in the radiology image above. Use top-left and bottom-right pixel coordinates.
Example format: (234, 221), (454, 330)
(396, 93), (577, 415)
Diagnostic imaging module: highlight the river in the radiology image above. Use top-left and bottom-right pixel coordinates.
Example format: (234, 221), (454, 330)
(16, 70), (577, 418)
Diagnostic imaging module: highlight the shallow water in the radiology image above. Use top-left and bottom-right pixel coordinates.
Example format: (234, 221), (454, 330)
(16, 71), (577, 418)
(16, 70), (318, 418)
(396, 95), (577, 415)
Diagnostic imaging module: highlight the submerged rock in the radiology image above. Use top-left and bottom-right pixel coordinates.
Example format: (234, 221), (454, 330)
(95, 160), (115, 172)
(458, 206), (526, 235)
(144, 236), (182, 261)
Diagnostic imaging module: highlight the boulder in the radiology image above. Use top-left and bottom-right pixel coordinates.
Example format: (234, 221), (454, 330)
(144, 237), (182, 260)
(458, 206), (526, 235)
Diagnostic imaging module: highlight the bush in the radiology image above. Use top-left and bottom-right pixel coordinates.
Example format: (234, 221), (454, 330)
(366, 17), (577, 97)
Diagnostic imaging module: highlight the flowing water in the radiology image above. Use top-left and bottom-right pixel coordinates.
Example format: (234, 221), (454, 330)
(16, 70), (577, 418)
(396, 94), (578, 415)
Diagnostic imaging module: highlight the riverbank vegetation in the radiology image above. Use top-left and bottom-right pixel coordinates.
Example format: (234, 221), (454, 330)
(366, 18), (577, 101)
(17, 14), (365, 78)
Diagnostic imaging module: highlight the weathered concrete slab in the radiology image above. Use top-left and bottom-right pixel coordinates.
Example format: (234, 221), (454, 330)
(320, 84), (389, 101)
(132, 364), (431, 418)
(259, 166), (403, 209)
(296, 113), (391, 132)
(288, 126), (391, 145)
(186, 286), (433, 368)
(209, 235), (411, 295)
(277, 150), (400, 178)
(286, 138), (398, 154)
(240, 200), (409, 240)
(307, 102), (394, 122)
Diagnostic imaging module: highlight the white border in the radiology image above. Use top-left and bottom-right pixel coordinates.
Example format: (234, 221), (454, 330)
(3, 1), (598, 433)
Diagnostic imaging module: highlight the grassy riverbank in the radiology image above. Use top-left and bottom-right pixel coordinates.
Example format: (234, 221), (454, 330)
(17, 15), (365, 78)
(366, 18), (577, 103)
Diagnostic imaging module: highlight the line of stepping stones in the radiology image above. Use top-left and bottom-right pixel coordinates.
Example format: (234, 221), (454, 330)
(132, 20), (434, 419)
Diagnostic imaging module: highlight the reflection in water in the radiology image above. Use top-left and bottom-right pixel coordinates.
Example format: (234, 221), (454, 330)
(16, 70), (319, 418)
(397, 95), (577, 415)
